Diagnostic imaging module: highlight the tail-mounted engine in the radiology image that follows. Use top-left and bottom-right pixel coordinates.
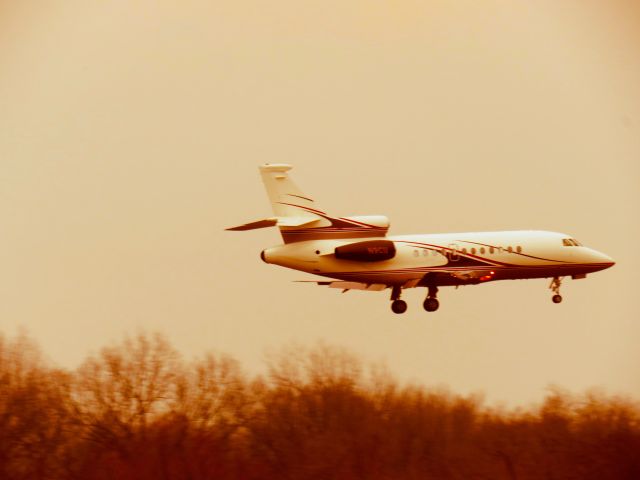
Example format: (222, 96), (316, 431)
(334, 240), (396, 262)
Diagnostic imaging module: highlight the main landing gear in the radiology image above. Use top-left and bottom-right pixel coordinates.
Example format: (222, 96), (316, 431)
(389, 285), (440, 314)
(423, 286), (439, 312)
(549, 276), (563, 304)
(390, 286), (407, 314)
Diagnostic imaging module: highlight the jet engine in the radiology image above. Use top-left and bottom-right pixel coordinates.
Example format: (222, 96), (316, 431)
(342, 215), (390, 229)
(334, 240), (396, 262)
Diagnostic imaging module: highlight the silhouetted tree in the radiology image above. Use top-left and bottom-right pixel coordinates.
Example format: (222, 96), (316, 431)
(0, 331), (638, 480)
(72, 333), (183, 479)
(0, 333), (76, 480)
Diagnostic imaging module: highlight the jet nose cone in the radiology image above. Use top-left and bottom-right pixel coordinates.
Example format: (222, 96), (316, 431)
(596, 251), (615, 269)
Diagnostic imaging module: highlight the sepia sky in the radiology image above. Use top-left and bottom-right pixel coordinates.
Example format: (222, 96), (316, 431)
(1, 0), (639, 405)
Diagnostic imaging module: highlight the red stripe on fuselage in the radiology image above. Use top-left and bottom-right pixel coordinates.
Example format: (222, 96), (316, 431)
(398, 241), (509, 267)
(455, 239), (571, 263)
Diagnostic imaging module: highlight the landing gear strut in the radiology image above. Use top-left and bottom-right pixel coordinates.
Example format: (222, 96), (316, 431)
(423, 286), (440, 312)
(549, 277), (563, 304)
(390, 285), (407, 314)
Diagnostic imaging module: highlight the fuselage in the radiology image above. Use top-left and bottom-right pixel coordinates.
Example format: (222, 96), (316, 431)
(262, 230), (615, 287)
(231, 164), (616, 312)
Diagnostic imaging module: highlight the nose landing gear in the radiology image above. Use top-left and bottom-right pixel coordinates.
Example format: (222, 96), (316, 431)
(549, 277), (563, 303)
(390, 285), (407, 314)
(423, 286), (440, 312)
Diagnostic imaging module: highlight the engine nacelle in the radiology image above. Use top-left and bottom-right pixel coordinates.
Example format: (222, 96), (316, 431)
(334, 240), (396, 262)
(342, 215), (390, 229)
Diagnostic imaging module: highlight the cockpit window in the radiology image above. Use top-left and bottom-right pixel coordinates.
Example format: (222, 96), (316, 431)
(562, 238), (582, 247)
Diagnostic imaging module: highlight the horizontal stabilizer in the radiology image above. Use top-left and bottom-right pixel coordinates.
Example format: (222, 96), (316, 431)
(225, 219), (278, 231)
(226, 216), (320, 231)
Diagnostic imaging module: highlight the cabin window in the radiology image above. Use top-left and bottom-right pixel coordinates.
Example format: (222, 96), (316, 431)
(489, 246), (495, 254)
(462, 248), (467, 254)
(471, 247), (476, 255)
(507, 246), (513, 253)
(516, 246), (522, 253)
(480, 247), (486, 254)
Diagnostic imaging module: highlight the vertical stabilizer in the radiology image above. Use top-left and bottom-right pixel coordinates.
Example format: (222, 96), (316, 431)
(225, 164), (389, 243)
(259, 164), (320, 220)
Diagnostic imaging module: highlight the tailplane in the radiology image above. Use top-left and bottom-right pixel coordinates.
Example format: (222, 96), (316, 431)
(226, 164), (390, 243)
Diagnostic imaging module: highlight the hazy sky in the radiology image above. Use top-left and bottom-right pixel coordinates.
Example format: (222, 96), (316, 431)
(1, 0), (639, 405)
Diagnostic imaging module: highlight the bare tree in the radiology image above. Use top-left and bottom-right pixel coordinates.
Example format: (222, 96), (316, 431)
(1, 331), (639, 480)
(0, 332), (76, 480)
(72, 332), (183, 478)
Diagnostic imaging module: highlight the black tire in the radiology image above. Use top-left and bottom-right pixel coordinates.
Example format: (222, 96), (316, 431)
(391, 299), (408, 314)
(423, 298), (440, 312)
(552, 294), (563, 304)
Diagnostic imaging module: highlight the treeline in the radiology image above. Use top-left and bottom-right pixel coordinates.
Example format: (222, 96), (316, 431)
(1, 333), (639, 480)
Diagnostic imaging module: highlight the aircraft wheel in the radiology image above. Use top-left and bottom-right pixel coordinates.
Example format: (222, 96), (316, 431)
(552, 294), (563, 304)
(391, 299), (407, 314)
(423, 298), (440, 312)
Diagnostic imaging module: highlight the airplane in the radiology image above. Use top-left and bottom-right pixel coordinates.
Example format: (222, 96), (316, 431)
(227, 164), (615, 314)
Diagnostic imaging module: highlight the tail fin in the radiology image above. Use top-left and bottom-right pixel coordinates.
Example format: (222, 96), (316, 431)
(259, 164), (321, 220)
(226, 164), (390, 243)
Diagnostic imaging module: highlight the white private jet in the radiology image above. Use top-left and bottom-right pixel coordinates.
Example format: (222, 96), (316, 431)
(227, 164), (615, 314)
